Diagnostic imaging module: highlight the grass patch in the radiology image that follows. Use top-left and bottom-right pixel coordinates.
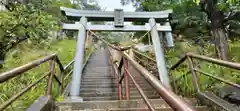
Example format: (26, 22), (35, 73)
(132, 40), (240, 97)
(0, 39), (76, 110)
(166, 40), (240, 97)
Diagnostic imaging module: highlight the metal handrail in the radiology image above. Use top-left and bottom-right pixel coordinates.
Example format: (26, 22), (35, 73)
(123, 52), (196, 111)
(170, 53), (240, 70)
(108, 47), (195, 111)
(132, 49), (156, 63)
(187, 53), (240, 70)
(0, 72), (50, 110)
(0, 54), (56, 83)
(132, 49), (240, 110)
(107, 48), (123, 100)
(0, 54), (74, 111)
(124, 68), (156, 111)
(108, 48), (156, 111)
(169, 52), (240, 96)
(194, 68), (240, 89)
(170, 55), (187, 70)
(118, 74), (125, 84)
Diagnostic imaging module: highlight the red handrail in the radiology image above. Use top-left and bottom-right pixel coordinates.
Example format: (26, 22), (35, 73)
(123, 52), (196, 111)
(108, 47), (195, 111)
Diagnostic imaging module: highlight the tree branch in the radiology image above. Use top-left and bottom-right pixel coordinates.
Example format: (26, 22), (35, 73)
(227, 12), (240, 21)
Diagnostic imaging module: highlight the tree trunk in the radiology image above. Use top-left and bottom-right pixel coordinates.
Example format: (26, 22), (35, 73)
(212, 28), (229, 60)
(200, 0), (229, 60)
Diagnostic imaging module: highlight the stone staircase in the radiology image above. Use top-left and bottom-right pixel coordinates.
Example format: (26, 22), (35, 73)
(56, 49), (209, 111)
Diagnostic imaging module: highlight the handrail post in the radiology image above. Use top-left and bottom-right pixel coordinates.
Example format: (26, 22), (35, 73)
(118, 67), (123, 100)
(149, 18), (171, 89)
(54, 57), (64, 96)
(187, 56), (200, 92)
(124, 57), (130, 100)
(118, 60), (123, 101)
(70, 16), (87, 100)
(46, 60), (55, 95)
(59, 71), (63, 96)
(109, 50), (115, 78)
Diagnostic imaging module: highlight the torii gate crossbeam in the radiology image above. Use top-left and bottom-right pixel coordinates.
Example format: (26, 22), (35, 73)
(61, 7), (172, 22)
(62, 24), (172, 32)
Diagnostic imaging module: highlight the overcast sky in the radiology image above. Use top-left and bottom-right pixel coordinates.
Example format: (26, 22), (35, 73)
(96, 0), (135, 11)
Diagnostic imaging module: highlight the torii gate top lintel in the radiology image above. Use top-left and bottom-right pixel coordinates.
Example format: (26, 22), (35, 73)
(60, 7), (172, 22)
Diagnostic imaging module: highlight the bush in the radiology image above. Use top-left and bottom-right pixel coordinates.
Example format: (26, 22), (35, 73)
(0, 39), (76, 110)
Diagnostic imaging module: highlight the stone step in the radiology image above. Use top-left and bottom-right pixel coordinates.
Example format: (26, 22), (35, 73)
(86, 66), (110, 69)
(86, 63), (109, 66)
(80, 78), (148, 82)
(80, 80), (154, 88)
(83, 68), (111, 71)
(80, 81), (152, 86)
(81, 76), (114, 79)
(80, 79), (151, 83)
(81, 75), (147, 79)
(83, 71), (111, 74)
(80, 79), (116, 82)
(107, 106), (208, 111)
(83, 69), (111, 74)
(82, 73), (112, 76)
(84, 66), (110, 67)
(81, 81), (151, 86)
(80, 83), (154, 88)
(81, 76), (147, 80)
(80, 91), (159, 97)
(82, 94), (160, 101)
(57, 106), (209, 111)
(80, 84), (153, 89)
(80, 95), (160, 100)
(56, 98), (205, 111)
(81, 95), (161, 101)
(81, 74), (113, 77)
(83, 71), (112, 73)
(80, 87), (156, 94)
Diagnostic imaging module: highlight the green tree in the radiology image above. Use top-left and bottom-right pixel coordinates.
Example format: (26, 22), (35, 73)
(0, 0), (83, 67)
(199, 0), (240, 60)
(0, 5), (59, 64)
(121, 0), (240, 60)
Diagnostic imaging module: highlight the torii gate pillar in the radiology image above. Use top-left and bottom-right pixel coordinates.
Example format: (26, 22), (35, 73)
(70, 17), (87, 99)
(149, 18), (171, 89)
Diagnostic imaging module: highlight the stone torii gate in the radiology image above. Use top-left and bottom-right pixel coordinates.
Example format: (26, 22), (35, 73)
(61, 7), (174, 100)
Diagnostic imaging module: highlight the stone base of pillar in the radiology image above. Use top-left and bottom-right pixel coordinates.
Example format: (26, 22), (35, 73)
(64, 96), (83, 102)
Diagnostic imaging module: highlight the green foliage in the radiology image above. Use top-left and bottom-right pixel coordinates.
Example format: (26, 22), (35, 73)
(122, 0), (240, 97)
(140, 0), (171, 11)
(172, 2), (208, 37)
(122, 0), (239, 39)
(134, 39), (240, 97)
(0, 0), (84, 62)
(0, 0), (99, 110)
(104, 32), (134, 45)
(0, 4), (60, 59)
(0, 39), (76, 110)
(166, 40), (240, 96)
